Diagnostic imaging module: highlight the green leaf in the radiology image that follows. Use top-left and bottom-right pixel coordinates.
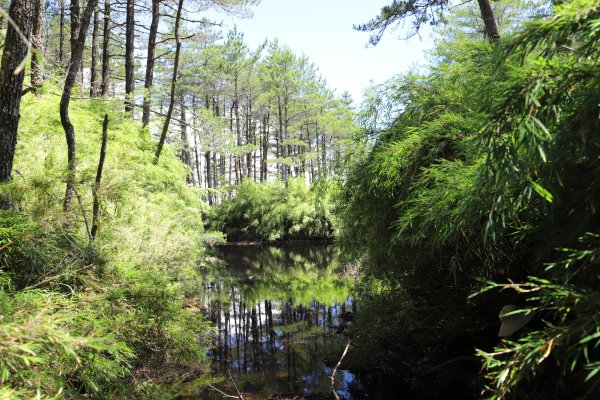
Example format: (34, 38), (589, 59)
(531, 181), (553, 202)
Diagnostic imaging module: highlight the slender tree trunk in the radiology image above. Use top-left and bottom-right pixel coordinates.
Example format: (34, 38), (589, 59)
(234, 77), (242, 182)
(179, 97), (194, 184)
(100, 0), (110, 96)
(90, 7), (99, 96)
(231, 103), (239, 184)
(277, 97), (283, 181)
(246, 99), (252, 178)
(194, 134), (201, 186)
(154, 0), (183, 163)
(59, 0), (65, 64)
(264, 114), (269, 181)
(228, 154), (233, 185)
(477, 0), (500, 41)
(61, 0), (98, 211)
(307, 127), (313, 183)
(91, 114), (108, 240)
(213, 152), (218, 190)
(142, 0), (160, 127)
(70, 0), (82, 84)
(0, 0), (35, 183)
(321, 132), (327, 179)
(282, 100), (289, 184)
(205, 151), (212, 203)
(124, 0), (135, 113)
(31, 0), (45, 92)
(192, 95), (202, 185)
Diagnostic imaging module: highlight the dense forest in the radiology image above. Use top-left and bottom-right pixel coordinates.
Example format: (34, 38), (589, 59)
(0, 0), (598, 398)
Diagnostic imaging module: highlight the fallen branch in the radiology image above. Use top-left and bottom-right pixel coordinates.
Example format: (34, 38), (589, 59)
(228, 369), (244, 400)
(330, 338), (354, 400)
(207, 383), (239, 399)
(206, 370), (244, 400)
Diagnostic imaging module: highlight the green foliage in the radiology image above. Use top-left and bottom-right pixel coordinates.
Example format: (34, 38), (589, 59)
(471, 1), (600, 397)
(208, 177), (335, 242)
(0, 89), (212, 397)
(340, 0), (600, 397)
(338, 36), (501, 279)
(354, 0), (449, 43)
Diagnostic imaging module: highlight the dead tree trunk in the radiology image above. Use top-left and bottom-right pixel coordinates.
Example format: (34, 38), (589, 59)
(0, 0), (35, 183)
(91, 114), (108, 240)
(61, 0), (98, 211)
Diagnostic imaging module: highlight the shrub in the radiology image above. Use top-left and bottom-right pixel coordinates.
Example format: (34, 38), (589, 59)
(209, 177), (335, 242)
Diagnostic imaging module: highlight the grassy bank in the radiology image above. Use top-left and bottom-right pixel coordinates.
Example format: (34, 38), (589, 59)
(0, 89), (213, 398)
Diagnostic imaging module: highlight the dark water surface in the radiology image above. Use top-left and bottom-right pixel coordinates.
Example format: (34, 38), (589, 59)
(196, 244), (367, 400)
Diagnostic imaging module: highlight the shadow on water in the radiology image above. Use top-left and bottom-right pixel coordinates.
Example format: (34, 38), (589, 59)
(195, 244), (366, 400)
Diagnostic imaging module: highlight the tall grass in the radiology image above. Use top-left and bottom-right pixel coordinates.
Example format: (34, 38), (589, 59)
(0, 87), (213, 397)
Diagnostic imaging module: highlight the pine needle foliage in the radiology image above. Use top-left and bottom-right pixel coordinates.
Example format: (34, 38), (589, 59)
(0, 88), (213, 397)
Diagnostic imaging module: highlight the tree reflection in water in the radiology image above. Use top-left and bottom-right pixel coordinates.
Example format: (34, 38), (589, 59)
(199, 244), (363, 400)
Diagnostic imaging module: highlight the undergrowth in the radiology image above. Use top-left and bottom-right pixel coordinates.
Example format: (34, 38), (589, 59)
(0, 87), (213, 398)
(339, 0), (600, 398)
(207, 177), (336, 242)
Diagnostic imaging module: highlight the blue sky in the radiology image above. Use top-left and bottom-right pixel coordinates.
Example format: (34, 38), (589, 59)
(215, 0), (434, 103)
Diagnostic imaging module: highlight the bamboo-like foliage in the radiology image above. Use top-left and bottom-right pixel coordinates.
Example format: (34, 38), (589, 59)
(473, 1), (600, 397)
(339, 0), (600, 397)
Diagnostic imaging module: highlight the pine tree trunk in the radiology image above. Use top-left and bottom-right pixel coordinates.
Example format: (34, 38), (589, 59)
(192, 95), (202, 186)
(59, 0), (65, 65)
(205, 151), (212, 203)
(277, 97), (283, 181)
(246, 100), (252, 178)
(179, 97), (194, 184)
(31, 0), (45, 92)
(321, 133), (327, 178)
(0, 0), (35, 183)
(194, 134), (202, 186)
(282, 100), (289, 184)
(61, 0), (98, 211)
(261, 114), (269, 182)
(90, 7), (99, 97)
(124, 0), (135, 114)
(100, 0), (110, 96)
(142, 0), (160, 127)
(477, 0), (500, 41)
(153, 0), (183, 163)
(70, 0), (82, 85)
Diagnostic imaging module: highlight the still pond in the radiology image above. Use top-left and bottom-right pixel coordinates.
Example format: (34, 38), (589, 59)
(194, 244), (369, 400)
